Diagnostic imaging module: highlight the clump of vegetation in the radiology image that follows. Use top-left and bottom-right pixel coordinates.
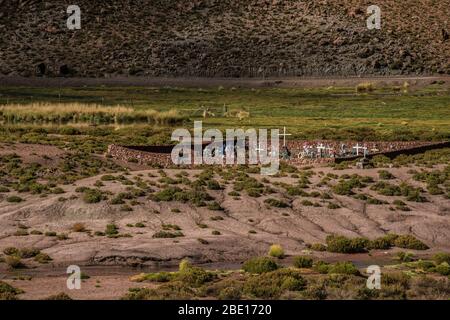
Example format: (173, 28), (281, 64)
(0, 281), (24, 300)
(243, 269), (306, 299)
(105, 224), (119, 237)
(242, 257), (279, 274)
(268, 244), (285, 258)
(325, 235), (368, 254)
(264, 198), (290, 208)
(152, 231), (184, 238)
(378, 170), (395, 180)
(393, 235), (429, 250)
(6, 195), (23, 203)
(293, 256), (313, 268)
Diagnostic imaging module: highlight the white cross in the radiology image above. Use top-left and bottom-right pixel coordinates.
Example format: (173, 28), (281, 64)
(278, 126), (292, 147)
(353, 143), (365, 156)
(255, 141), (265, 153)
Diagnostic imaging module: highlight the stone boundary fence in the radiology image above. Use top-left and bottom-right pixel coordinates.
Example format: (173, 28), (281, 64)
(107, 140), (450, 168)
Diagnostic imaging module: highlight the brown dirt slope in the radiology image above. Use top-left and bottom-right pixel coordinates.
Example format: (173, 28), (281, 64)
(0, 0), (449, 78)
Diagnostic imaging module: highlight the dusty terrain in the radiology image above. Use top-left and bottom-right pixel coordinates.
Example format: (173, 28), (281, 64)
(0, 145), (448, 265)
(0, 143), (449, 299)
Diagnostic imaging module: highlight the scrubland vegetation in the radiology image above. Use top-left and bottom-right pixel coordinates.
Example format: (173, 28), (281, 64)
(122, 254), (450, 300)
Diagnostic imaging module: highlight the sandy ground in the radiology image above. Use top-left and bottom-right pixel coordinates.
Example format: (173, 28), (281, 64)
(0, 143), (449, 299)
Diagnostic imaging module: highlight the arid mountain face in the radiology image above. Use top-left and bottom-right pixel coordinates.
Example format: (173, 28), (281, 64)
(0, 0), (449, 78)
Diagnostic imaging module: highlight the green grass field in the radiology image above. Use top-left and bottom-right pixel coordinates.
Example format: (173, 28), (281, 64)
(0, 83), (449, 152)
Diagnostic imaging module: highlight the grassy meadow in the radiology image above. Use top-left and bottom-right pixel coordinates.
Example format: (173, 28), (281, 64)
(0, 83), (449, 153)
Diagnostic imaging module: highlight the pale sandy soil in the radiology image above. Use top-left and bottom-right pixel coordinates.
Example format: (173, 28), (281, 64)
(0, 143), (449, 299)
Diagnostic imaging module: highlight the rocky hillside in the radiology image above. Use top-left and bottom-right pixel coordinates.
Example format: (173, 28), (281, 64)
(0, 0), (449, 78)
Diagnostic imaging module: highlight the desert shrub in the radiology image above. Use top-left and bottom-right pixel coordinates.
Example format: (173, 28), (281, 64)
(19, 248), (40, 258)
(123, 282), (194, 300)
(34, 252), (52, 264)
(370, 181), (401, 196)
(310, 243), (327, 252)
(356, 82), (375, 92)
(101, 174), (116, 181)
(268, 244), (284, 258)
(142, 272), (175, 283)
(396, 252), (415, 262)
(0, 281), (23, 299)
(264, 198), (290, 208)
(242, 257), (279, 274)
(82, 188), (104, 204)
(211, 230), (221, 235)
(327, 202), (340, 209)
(105, 224), (119, 236)
(417, 260), (435, 271)
(382, 272), (410, 289)
(44, 293), (73, 300)
(6, 196), (23, 203)
(293, 256), (313, 268)
(378, 170), (395, 180)
(243, 269), (306, 299)
(5, 256), (23, 268)
(325, 235), (367, 253)
(45, 231), (57, 237)
(433, 253), (450, 265)
(179, 259), (191, 272)
(327, 262), (359, 275)
(177, 266), (216, 288)
(207, 201), (223, 211)
(0, 186), (10, 193)
(368, 236), (393, 250)
(206, 179), (222, 190)
(435, 263), (450, 276)
(197, 238), (209, 245)
(218, 286), (242, 300)
(312, 261), (330, 274)
(3, 247), (19, 256)
(301, 199), (314, 206)
(394, 235), (429, 250)
(302, 284), (327, 300)
(152, 231), (184, 238)
(71, 223), (86, 232)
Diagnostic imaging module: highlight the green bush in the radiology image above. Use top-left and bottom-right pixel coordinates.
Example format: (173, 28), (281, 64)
(394, 235), (429, 250)
(268, 244), (284, 258)
(293, 256), (313, 268)
(310, 243), (327, 252)
(264, 198), (290, 208)
(327, 262), (359, 275)
(243, 269), (306, 299)
(152, 231), (184, 238)
(435, 263), (450, 276)
(433, 253), (450, 265)
(312, 261), (330, 274)
(34, 252), (52, 264)
(6, 196), (23, 203)
(82, 188), (104, 204)
(378, 170), (395, 180)
(105, 224), (119, 236)
(207, 201), (224, 211)
(325, 235), (368, 253)
(177, 266), (216, 287)
(242, 257), (279, 274)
